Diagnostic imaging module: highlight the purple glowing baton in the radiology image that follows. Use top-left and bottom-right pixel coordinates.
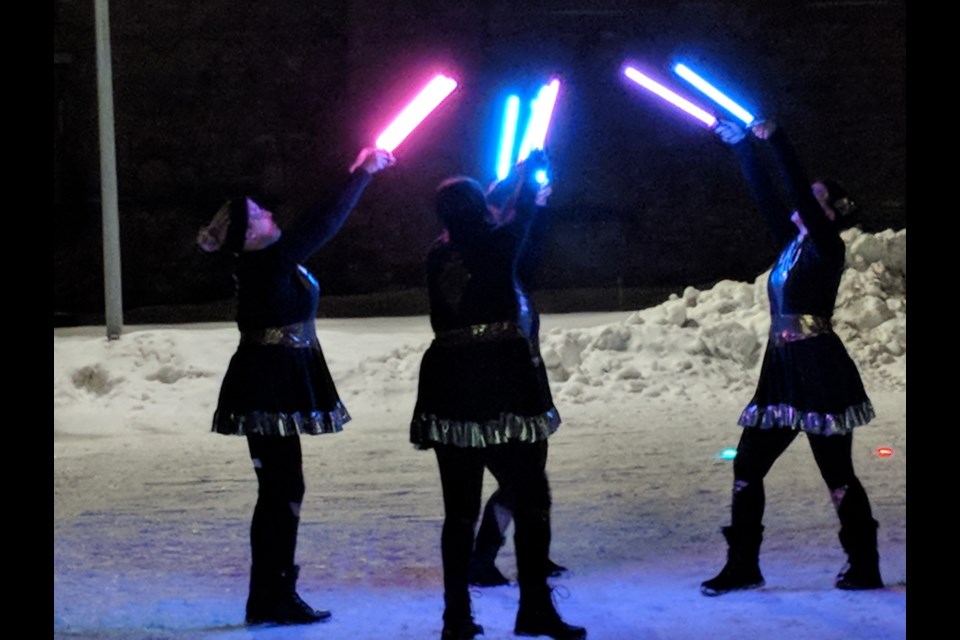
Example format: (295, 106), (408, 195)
(623, 66), (717, 128)
(673, 63), (756, 126)
(375, 74), (459, 152)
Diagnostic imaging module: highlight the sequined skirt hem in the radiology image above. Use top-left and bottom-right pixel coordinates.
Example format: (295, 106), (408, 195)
(410, 409), (561, 449)
(213, 402), (351, 436)
(737, 400), (875, 436)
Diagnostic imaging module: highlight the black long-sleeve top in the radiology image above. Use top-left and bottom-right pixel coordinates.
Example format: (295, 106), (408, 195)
(232, 169), (373, 332)
(426, 176), (542, 339)
(731, 128), (845, 318)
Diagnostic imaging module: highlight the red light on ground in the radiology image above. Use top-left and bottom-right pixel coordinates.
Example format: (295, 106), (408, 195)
(876, 447), (894, 458)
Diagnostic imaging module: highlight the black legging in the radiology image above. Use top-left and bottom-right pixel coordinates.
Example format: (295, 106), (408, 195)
(731, 428), (874, 531)
(435, 440), (552, 613)
(482, 439), (550, 531)
(247, 434), (306, 572)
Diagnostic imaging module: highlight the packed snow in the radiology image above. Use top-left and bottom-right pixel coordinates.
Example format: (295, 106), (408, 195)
(54, 227), (906, 639)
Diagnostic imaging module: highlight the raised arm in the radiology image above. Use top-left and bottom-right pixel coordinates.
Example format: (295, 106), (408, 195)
(280, 147), (396, 264)
(715, 119), (795, 246)
(493, 149), (551, 249)
(752, 121), (837, 242)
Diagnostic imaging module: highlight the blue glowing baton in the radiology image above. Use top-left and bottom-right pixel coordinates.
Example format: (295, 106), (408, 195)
(495, 95), (522, 181)
(623, 66), (717, 128)
(673, 63), (756, 126)
(517, 79), (561, 163)
(517, 79), (560, 185)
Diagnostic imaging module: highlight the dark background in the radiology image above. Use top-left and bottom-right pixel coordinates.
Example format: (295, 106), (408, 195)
(53, 0), (906, 325)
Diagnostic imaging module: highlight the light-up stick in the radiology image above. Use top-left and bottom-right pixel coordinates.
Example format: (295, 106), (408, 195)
(623, 66), (716, 128)
(495, 95), (521, 181)
(673, 63), (756, 126)
(375, 74), (459, 152)
(516, 79), (561, 163)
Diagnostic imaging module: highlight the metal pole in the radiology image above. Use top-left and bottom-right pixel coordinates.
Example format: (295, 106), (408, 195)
(94, 0), (123, 339)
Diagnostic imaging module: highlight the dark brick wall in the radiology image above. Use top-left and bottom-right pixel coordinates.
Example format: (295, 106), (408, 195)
(53, 0), (906, 317)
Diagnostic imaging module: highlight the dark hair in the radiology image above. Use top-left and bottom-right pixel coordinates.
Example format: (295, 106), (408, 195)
(817, 178), (860, 230)
(435, 177), (493, 238)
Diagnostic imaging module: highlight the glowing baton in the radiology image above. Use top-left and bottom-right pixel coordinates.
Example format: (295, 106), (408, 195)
(375, 74), (459, 152)
(517, 79), (561, 162)
(673, 63), (756, 126)
(495, 95), (521, 181)
(623, 66), (716, 128)
(876, 447), (894, 458)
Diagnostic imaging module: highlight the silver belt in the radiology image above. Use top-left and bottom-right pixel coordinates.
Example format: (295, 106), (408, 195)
(769, 314), (832, 346)
(434, 321), (525, 346)
(240, 321), (318, 349)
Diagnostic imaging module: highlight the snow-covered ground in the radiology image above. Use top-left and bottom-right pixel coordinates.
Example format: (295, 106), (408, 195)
(54, 228), (906, 639)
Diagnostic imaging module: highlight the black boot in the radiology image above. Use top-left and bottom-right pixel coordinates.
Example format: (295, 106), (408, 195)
(468, 555), (510, 587)
(701, 525), (765, 596)
(441, 592), (484, 640)
(546, 558), (568, 578)
(836, 519), (884, 590)
(515, 586), (586, 640)
(245, 565), (332, 625)
(469, 499), (511, 587)
(442, 616), (485, 640)
(469, 520), (566, 585)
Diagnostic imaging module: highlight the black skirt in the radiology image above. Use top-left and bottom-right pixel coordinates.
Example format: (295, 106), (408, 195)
(410, 335), (560, 449)
(212, 342), (350, 436)
(738, 332), (874, 436)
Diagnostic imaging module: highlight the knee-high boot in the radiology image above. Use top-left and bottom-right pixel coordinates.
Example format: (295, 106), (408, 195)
(701, 525), (766, 596)
(833, 482), (883, 590)
(246, 502), (330, 625)
(513, 509), (585, 640)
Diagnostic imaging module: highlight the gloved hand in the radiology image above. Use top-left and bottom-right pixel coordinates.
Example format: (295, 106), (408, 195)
(714, 119), (746, 145)
(522, 148), (550, 176)
(750, 119), (778, 140)
(535, 184), (552, 207)
(350, 147), (397, 174)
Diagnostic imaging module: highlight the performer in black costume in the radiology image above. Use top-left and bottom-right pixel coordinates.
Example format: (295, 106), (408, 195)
(468, 180), (568, 588)
(198, 146), (395, 625)
(701, 118), (883, 596)
(410, 151), (586, 640)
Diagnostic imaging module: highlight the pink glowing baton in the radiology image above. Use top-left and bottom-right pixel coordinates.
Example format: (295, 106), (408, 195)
(375, 74), (459, 152)
(623, 66), (717, 128)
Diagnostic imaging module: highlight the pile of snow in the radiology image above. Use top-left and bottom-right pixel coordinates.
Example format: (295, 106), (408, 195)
(538, 228), (906, 404)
